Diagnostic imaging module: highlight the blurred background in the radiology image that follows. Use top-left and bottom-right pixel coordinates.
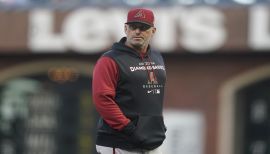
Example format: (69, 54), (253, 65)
(0, 0), (270, 154)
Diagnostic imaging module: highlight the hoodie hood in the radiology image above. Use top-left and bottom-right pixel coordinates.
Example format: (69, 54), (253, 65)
(111, 37), (158, 86)
(112, 37), (151, 58)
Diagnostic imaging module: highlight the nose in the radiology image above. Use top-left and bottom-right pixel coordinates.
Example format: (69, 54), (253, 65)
(135, 28), (141, 33)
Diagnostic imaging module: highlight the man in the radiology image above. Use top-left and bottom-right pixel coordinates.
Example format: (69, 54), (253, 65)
(92, 8), (167, 154)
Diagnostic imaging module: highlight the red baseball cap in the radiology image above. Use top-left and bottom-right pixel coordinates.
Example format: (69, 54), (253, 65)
(126, 8), (155, 27)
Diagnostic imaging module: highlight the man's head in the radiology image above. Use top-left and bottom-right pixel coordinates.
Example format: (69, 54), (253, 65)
(124, 8), (156, 52)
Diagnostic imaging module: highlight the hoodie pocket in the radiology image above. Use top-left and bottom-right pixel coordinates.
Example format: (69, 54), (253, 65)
(129, 115), (166, 149)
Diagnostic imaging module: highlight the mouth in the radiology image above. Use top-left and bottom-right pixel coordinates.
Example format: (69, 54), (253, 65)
(133, 37), (143, 40)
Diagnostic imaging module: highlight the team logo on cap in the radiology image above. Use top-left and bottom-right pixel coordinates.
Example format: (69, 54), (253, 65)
(134, 10), (145, 18)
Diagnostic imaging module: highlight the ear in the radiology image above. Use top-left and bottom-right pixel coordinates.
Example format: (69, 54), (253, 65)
(124, 24), (128, 35)
(151, 27), (156, 35)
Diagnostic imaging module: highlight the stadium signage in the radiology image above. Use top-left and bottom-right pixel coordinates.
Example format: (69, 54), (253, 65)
(28, 7), (228, 53)
(0, 6), (270, 53)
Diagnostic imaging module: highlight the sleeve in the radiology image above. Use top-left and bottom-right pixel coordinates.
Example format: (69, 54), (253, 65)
(92, 56), (131, 130)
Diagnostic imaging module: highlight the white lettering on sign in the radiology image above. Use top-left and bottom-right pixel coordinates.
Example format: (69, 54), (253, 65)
(178, 7), (227, 52)
(28, 10), (65, 52)
(62, 9), (110, 53)
(29, 9), (126, 53)
(28, 7), (226, 53)
(249, 6), (270, 50)
(152, 8), (178, 52)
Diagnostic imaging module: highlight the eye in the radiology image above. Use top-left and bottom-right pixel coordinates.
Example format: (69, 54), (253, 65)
(129, 25), (137, 30)
(128, 24), (151, 31)
(141, 25), (151, 31)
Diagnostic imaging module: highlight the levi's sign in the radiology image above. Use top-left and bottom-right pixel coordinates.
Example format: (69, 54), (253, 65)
(1, 6), (270, 53)
(28, 7), (227, 53)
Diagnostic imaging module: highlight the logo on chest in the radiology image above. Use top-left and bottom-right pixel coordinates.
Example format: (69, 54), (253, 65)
(129, 61), (164, 95)
(129, 62), (165, 72)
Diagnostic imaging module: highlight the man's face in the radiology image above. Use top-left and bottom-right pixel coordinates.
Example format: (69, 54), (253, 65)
(124, 23), (156, 50)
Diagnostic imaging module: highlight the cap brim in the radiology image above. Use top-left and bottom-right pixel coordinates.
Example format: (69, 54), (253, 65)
(125, 21), (153, 27)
